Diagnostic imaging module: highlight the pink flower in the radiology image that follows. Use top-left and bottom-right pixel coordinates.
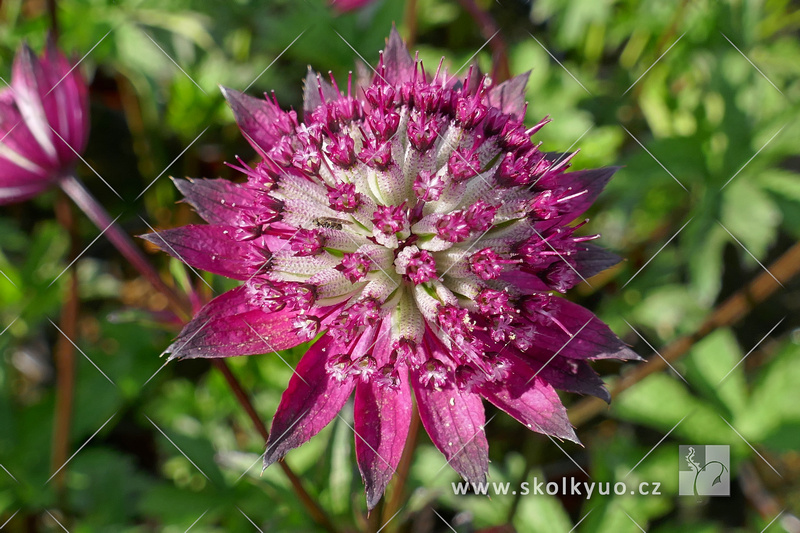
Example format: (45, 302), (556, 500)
(0, 38), (89, 204)
(144, 29), (639, 509)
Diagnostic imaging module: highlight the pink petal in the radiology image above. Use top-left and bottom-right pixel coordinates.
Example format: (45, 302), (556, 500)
(487, 71), (530, 118)
(538, 167), (620, 227)
(166, 286), (303, 360)
(140, 224), (268, 280)
(573, 243), (621, 280)
(220, 86), (289, 157)
(173, 177), (259, 226)
(0, 91), (52, 197)
(0, 86), (51, 185)
(0, 180), (52, 204)
(264, 332), (370, 468)
(12, 43), (59, 167)
(354, 368), (412, 510)
(43, 37), (89, 160)
(380, 27), (416, 84)
(478, 359), (578, 442)
(0, 41), (89, 204)
(412, 373), (489, 484)
(534, 298), (641, 361)
(302, 68), (341, 116)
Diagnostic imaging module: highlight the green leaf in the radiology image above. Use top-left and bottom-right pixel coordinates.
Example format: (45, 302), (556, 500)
(721, 179), (780, 259)
(513, 469), (572, 533)
(758, 168), (800, 203)
(683, 329), (747, 417)
(737, 341), (800, 450)
(612, 374), (741, 449)
(327, 404), (354, 514)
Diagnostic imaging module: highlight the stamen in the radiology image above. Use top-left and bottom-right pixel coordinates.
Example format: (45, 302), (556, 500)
(338, 252), (372, 283)
(418, 358), (447, 389)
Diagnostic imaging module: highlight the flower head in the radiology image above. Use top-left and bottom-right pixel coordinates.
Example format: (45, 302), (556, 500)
(0, 37), (89, 204)
(144, 29), (639, 509)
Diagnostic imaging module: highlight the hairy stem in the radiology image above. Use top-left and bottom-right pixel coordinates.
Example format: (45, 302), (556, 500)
(570, 240), (800, 427)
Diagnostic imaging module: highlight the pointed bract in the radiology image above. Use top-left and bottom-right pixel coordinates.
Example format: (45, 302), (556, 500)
(302, 68), (341, 116)
(487, 71), (530, 118)
(574, 243), (622, 280)
(480, 361), (579, 442)
(354, 370), (412, 510)
(167, 286), (304, 360)
(538, 166), (620, 228)
(173, 177), (262, 226)
(526, 355), (611, 403)
(264, 333), (362, 468)
(381, 27), (415, 84)
(140, 225), (268, 280)
(534, 297), (642, 361)
(413, 377), (489, 484)
(221, 86), (295, 157)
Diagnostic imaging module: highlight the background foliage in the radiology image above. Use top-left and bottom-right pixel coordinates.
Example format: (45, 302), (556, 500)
(1, 0), (799, 531)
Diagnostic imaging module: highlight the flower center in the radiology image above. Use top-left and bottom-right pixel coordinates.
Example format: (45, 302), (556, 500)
(235, 65), (594, 392)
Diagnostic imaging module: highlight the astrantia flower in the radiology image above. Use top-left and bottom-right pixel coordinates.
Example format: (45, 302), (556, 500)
(144, 29), (639, 509)
(0, 38), (89, 204)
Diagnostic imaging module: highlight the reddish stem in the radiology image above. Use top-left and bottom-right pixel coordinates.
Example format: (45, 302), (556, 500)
(59, 174), (189, 318)
(51, 193), (78, 501)
(403, 0), (419, 48)
(60, 173), (339, 533)
(212, 360), (339, 533)
(455, 0), (511, 83)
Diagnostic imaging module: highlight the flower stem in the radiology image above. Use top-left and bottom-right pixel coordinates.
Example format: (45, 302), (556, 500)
(403, 0), (418, 48)
(212, 360), (340, 533)
(569, 240), (800, 427)
(455, 0), (511, 83)
(58, 174), (189, 319)
(59, 173), (339, 533)
(50, 193), (78, 503)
